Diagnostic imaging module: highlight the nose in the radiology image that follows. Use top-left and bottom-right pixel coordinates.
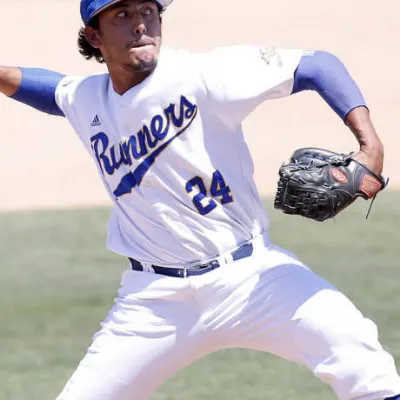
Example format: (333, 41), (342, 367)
(132, 14), (146, 36)
(134, 22), (146, 35)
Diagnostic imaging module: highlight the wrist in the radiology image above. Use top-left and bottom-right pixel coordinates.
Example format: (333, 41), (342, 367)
(359, 137), (384, 156)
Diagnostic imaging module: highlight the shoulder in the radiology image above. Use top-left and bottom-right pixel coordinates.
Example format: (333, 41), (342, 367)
(55, 73), (110, 119)
(55, 73), (110, 112)
(159, 45), (239, 67)
(156, 46), (247, 79)
(56, 73), (110, 98)
(157, 47), (199, 69)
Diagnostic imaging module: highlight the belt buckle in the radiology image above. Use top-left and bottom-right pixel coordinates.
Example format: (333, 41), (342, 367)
(184, 260), (220, 277)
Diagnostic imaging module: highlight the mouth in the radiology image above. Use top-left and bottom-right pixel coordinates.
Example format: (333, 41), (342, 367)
(129, 39), (155, 49)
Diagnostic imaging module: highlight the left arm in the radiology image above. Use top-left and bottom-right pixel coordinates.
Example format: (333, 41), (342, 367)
(292, 51), (384, 175)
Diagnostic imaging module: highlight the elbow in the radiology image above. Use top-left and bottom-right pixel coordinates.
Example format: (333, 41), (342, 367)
(292, 50), (342, 94)
(291, 50), (366, 121)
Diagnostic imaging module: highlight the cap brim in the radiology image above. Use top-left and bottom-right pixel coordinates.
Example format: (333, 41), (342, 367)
(91, 0), (173, 21)
(157, 0), (174, 8)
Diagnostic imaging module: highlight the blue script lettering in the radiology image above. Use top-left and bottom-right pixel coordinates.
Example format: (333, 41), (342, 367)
(91, 132), (114, 175)
(90, 95), (198, 177)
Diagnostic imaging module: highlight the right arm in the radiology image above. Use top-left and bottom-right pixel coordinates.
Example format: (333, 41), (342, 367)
(0, 66), (65, 116)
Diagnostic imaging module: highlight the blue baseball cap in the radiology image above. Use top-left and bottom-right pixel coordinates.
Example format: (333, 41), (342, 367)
(80, 0), (174, 25)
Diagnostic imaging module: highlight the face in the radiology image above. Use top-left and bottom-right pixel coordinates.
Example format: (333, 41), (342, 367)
(86, 0), (162, 73)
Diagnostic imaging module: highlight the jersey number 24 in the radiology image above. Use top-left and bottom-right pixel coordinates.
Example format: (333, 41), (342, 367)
(185, 170), (234, 215)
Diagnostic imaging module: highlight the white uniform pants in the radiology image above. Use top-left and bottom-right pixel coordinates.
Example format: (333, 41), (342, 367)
(57, 236), (400, 400)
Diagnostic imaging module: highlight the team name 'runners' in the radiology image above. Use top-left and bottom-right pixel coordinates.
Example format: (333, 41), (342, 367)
(90, 95), (198, 177)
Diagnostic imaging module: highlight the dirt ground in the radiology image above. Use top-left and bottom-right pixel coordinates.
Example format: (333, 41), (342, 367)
(0, 0), (399, 211)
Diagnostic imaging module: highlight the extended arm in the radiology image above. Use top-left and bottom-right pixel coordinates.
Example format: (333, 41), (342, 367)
(0, 67), (65, 116)
(292, 51), (384, 176)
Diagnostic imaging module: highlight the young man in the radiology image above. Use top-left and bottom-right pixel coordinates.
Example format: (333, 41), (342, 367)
(1, 0), (399, 399)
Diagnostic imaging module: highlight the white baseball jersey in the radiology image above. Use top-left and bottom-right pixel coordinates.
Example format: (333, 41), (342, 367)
(55, 46), (303, 266)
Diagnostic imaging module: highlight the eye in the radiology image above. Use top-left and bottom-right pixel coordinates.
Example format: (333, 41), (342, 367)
(116, 10), (128, 18)
(142, 6), (155, 16)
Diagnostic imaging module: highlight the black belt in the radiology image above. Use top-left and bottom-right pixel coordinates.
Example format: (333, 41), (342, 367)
(128, 242), (254, 278)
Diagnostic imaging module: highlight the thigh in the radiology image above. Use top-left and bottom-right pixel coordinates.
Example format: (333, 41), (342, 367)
(57, 271), (207, 400)
(233, 246), (400, 400)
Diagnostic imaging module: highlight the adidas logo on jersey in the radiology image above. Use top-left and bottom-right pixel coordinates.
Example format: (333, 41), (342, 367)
(91, 115), (101, 127)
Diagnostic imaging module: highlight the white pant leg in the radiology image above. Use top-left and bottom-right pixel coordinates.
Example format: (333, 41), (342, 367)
(57, 269), (210, 400)
(200, 244), (400, 400)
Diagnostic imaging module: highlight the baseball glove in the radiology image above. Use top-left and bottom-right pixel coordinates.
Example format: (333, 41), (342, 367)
(273, 148), (387, 221)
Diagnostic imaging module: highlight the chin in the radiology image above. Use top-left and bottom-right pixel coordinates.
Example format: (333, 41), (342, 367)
(131, 54), (158, 73)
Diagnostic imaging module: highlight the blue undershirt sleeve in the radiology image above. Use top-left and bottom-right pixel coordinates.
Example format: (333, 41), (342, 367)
(292, 50), (367, 121)
(10, 68), (65, 117)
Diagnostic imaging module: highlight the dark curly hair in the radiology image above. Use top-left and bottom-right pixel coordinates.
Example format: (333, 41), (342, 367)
(77, 4), (163, 64)
(77, 16), (105, 64)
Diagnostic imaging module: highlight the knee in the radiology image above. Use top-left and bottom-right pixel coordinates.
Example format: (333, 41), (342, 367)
(294, 292), (400, 400)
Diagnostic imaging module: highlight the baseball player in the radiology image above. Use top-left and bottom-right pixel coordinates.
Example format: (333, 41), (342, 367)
(0, 0), (399, 399)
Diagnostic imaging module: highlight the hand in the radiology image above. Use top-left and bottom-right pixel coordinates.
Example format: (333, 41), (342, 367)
(351, 146), (384, 177)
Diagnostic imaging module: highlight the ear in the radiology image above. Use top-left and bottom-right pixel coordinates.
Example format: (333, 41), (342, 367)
(84, 26), (102, 49)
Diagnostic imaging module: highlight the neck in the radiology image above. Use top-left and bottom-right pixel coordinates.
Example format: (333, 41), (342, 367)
(108, 64), (154, 95)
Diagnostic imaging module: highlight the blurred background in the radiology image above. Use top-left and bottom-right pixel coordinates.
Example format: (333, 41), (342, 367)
(0, 0), (399, 399)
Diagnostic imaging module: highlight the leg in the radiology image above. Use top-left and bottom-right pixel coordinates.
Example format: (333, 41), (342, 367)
(57, 270), (209, 400)
(227, 245), (400, 400)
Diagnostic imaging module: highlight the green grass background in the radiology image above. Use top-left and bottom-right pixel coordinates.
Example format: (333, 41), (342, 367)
(1, 192), (400, 400)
